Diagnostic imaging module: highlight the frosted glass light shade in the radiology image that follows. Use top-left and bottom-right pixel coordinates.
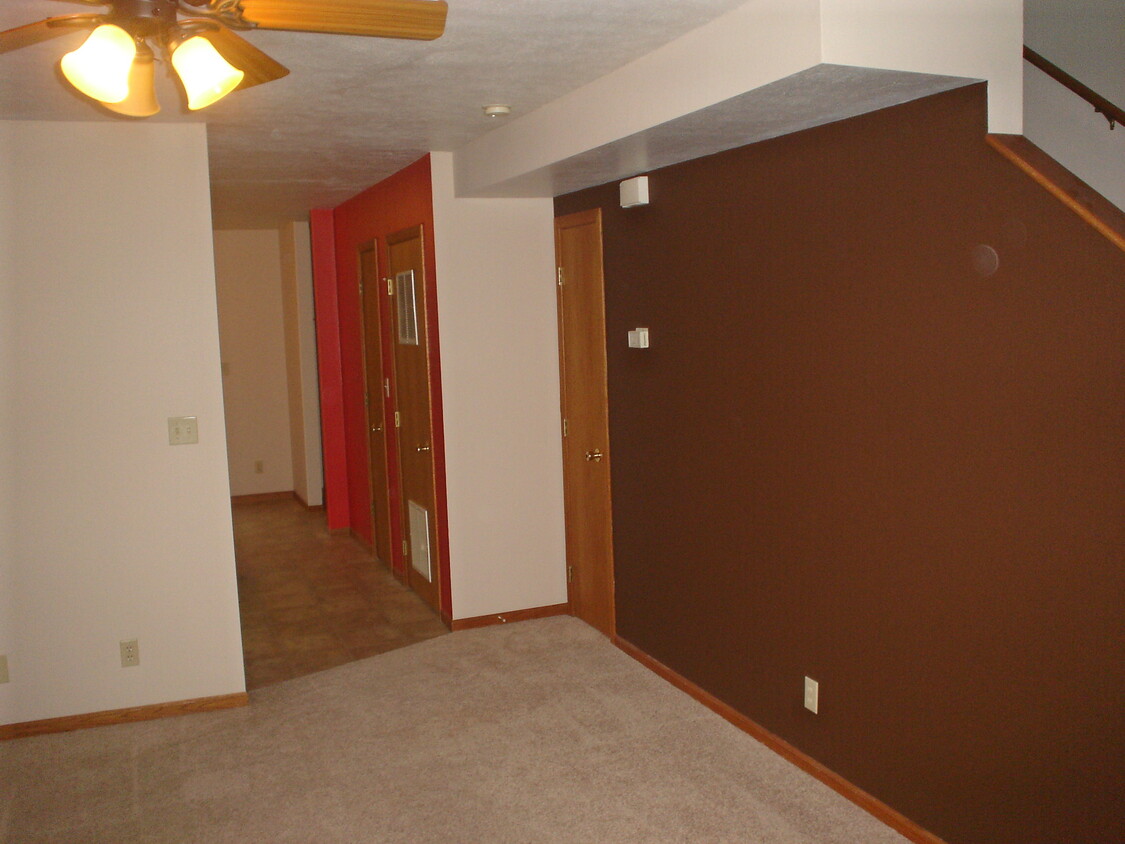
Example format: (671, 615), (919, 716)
(171, 36), (244, 110)
(60, 24), (136, 104)
(103, 49), (160, 117)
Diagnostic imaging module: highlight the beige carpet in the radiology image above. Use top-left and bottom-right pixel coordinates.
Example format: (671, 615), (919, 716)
(0, 617), (908, 843)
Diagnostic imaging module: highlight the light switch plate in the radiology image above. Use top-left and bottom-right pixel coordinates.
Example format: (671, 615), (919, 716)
(627, 327), (650, 348)
(168, 416), (198, 445)
(804, 676), (819, 714)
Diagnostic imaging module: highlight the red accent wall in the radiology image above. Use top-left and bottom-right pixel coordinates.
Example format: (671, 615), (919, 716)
(309, 207), (349, 530)
(555, 85), (1124, 844)
(327, 156), (450, 611)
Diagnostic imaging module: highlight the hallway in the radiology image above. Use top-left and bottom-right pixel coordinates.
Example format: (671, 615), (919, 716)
(233, 497), (448, 689)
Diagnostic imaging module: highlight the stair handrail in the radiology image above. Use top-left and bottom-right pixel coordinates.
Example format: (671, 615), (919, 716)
(1024, 45), (1125, 130)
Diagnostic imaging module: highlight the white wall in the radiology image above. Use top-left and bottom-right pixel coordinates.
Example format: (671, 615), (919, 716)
(278, 221), (324, 507)
(820, 0), (1023, 133)
(455, 0), (1023, 196)
(214, 229), (295, 496)
(2, 121), (244, 725)
(1023, 0), (1125, 211)
(1025, 0), (1124, 105)
(1023, 65), (1125, 211)
(430, 152), (568, 619)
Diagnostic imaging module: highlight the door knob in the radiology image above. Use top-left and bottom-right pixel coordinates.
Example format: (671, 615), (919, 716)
(371, 424), (383, 433)
(417, 444), (432, 453)
(584, 448), (604, 462)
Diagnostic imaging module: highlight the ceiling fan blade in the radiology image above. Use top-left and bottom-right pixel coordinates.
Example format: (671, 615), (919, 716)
(202, 27), (290, 91)
(0, 18), (89, 54)
(238, 0), (448, 41)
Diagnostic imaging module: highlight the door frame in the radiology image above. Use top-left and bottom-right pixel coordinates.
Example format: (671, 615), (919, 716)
(357, 240), (397, 570)
(385, 223), (453, 622)
(555, 208), (616, 637)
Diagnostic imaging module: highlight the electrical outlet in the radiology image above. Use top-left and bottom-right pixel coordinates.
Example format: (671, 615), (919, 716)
(804, 676), (819, 714)
(0, 654), (9, 684)
(120, 639), (140, 668)
(254, 460), (264, 474)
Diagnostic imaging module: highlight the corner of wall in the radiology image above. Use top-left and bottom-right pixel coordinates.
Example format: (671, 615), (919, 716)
(310, 208), (349, 528)
(819, 0), (1024, 134)
(0, 123), (17, 724)
(430, 151), (568, 619)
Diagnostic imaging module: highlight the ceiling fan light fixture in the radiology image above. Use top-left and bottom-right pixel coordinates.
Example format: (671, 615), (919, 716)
(171, 36), (245, 110)
(482, 104), (511, 118)
(103, 45), (160, 118)
(60, 24), (137, 104)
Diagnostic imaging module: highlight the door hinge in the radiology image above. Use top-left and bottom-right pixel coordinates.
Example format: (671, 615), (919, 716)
(384, 377), (391, 398)
(358, 279), (363, 295)
(364, 392), (369, 409)
(386, 277), (394, 296)
(556, 267), (564, 287)
(562, 418), (568, 437)
(567, 565), (574, 583)
(394, 411), (401, 428)
(403, 539), (409, 556)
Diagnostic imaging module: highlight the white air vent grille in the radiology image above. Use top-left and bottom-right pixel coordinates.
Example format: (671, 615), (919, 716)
(408, 500), (432, 582)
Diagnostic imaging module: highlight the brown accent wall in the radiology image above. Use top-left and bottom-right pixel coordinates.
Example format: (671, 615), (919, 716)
(555, 84), (1124, 844)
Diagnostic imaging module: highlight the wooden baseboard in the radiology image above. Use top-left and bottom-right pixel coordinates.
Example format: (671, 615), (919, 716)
(231, 491), (293, 505)
(0, 692), (249, 741)
(613, 637), (947, 844)
(450, 603), (571, 631)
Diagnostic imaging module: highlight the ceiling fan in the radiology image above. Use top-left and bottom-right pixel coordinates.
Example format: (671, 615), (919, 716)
(0, 0), (448, 116)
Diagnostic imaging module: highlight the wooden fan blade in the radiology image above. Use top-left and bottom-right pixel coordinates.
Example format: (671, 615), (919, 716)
(202, 27), (290, 91)
(0, 18), (87, 54)
(239, 0), (448, 41)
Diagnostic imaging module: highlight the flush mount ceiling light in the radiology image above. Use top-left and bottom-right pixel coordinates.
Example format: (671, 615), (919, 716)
(0, 0), (448, 116)
(482, 104), (511, 118)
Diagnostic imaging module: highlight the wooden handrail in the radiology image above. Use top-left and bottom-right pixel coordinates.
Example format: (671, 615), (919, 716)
(1024, 46), (1125, 129)
(987, 134), (1125, 253)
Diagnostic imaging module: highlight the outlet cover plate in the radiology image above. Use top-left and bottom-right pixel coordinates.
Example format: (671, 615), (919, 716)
(120, 639), (140, 668)
(804, 676), (819, 714)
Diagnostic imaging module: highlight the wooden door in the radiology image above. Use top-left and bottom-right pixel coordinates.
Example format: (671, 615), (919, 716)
(387, 225), (441, 614)
(555, 209), (616, 637)
(359, 244), (394, 568)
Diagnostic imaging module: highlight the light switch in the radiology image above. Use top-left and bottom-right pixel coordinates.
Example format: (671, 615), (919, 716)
(168, 416), (199, 445)
(627, 327), (650, 348)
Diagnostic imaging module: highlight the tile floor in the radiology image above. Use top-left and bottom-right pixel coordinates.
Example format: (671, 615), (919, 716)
(232, 497), (448, 690)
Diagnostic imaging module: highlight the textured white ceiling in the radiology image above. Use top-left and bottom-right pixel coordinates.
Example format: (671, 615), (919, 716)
(0, 0), (750, 227)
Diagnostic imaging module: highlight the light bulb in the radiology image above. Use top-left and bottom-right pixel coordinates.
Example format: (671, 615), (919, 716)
(103, 47), (160, 117)
(60, 24), (137, 104)
(171, 36), (244, 110)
